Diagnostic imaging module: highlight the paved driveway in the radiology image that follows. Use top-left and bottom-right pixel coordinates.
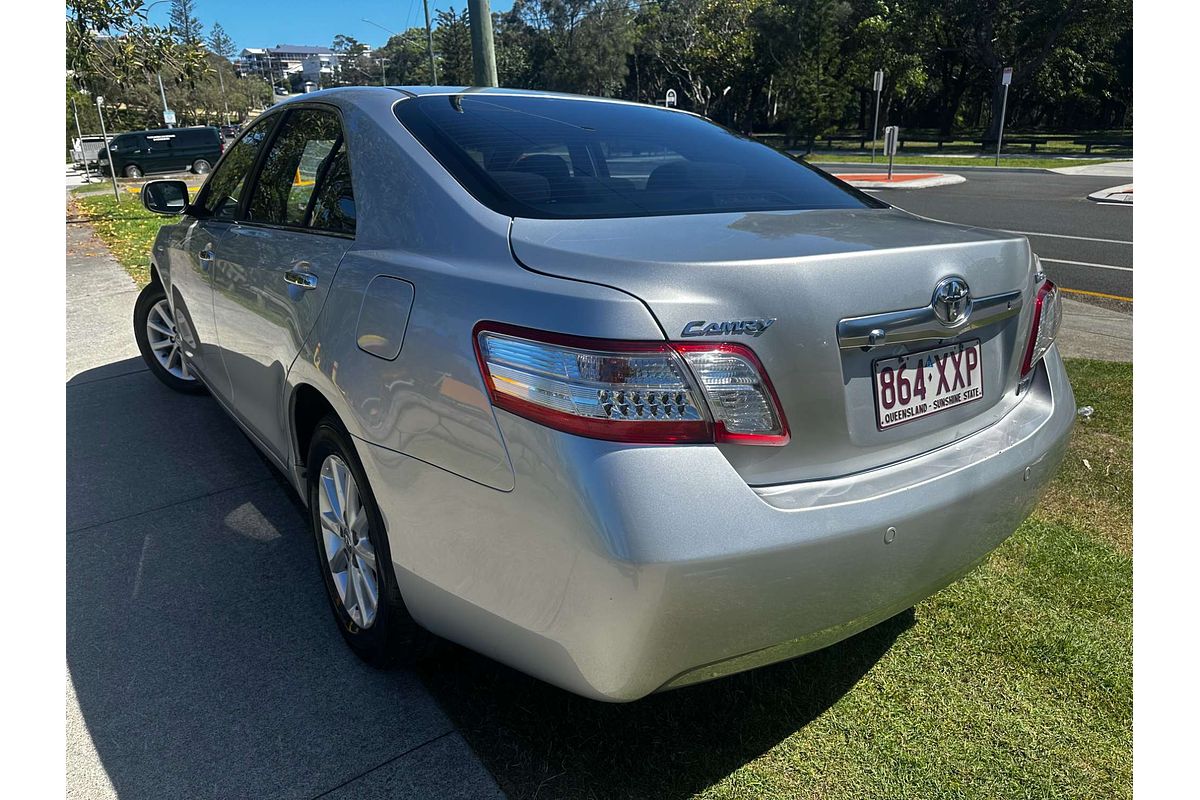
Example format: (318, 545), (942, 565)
(65, 216), (503, 799)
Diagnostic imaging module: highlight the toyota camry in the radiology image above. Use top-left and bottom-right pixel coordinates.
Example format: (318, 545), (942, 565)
(134, 86), (1073, 701)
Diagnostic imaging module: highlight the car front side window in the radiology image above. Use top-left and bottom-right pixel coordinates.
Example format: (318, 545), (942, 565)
(246, 108), (344, 228)
(195, 116), (277, 221)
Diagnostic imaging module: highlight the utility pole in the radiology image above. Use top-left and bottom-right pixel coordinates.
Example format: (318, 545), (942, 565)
(95, 96), (120, 201)
(422, 0), (439, 85)
(467, 0), (498, 87)
(379, 58), (390, 86)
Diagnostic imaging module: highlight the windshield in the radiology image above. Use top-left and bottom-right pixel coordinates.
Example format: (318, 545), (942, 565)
(394, 94), (879, 220)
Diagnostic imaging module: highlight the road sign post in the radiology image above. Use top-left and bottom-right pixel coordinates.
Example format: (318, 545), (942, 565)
(995, 67), (1012, 166)
(883, 125), (899, 180)
(871, 69), (883, 163)
(95, 96), (120, 201)
(665, 89), (677, 108)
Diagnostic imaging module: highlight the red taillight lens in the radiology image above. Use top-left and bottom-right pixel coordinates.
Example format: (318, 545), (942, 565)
(1021, 278), (1063, 377)
(474, 323), (789, 446)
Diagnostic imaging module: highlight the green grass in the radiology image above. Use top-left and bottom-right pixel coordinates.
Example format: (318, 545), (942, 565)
(71, 192), (181, 287)
(418, 359), (1132, 800)
(802, 153), (1118, 169)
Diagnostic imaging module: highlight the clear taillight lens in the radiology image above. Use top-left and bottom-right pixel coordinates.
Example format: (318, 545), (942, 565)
(474, 324), (789, 445)
(674, 344), (788, 443)
(1021, 278), (1062, 377)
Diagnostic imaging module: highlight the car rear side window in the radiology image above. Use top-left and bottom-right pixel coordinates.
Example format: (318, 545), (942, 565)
(195, 116), (276, 221)
(246, 108), (344, 228)
(394, 95), (878, 219)
(307, 143), (356, 234)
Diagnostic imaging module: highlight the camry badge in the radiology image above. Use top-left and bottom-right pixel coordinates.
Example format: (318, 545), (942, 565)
(681, 319), (776, 337)
(931, 277), (972, 327)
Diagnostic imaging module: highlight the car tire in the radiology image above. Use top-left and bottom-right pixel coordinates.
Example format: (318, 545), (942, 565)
(133, 282), (206, 394)
(307, 416), (434, 666)
(192, 159), (211, 174)
(124, 164), (143, 178)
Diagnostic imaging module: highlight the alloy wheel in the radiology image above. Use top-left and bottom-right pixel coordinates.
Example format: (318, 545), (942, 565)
(317, 454), (379, 628)
(145, 299), (195, 381)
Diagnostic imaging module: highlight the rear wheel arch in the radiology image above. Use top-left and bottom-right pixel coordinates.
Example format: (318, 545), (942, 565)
(291, 383), (339, 474)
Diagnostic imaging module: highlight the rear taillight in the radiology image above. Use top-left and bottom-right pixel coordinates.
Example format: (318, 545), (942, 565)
(1021, 278), (1062, 377)
(474, 324), (789, 446)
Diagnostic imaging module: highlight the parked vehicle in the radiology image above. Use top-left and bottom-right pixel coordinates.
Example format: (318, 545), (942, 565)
(219, 124), (241, 139)
(99, 126), (223, 178)
(134, 87), (1072, 702)
(70, 134), (112, 169)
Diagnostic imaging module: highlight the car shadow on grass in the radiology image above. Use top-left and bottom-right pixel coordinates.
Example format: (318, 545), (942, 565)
(417, 609), (913, 800)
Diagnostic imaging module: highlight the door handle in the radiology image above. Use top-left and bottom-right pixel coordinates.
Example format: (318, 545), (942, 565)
(284, 270), (318, 290)
(198, 248), (214, 271)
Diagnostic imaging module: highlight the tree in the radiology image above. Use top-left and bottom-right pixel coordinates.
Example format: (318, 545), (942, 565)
(169, 0), (204, 46)
(66, 0), (207, 85)
(435, 7), (474, 86)
(331, 34), (378, 85)
(503, 1), (636, 96)
(208, 21), (235, 60)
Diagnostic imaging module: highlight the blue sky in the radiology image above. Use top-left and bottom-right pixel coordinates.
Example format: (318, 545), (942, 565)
(145, 1), (515, 53)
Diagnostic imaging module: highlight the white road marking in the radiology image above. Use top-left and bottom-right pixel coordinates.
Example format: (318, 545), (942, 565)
(1039, 257), (1132, 273)
(1002, 229), (1132, 245)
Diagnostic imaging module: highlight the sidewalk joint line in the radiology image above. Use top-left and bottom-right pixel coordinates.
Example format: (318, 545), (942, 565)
(67, 475), (281, 535)
(308, 729), (458, 800)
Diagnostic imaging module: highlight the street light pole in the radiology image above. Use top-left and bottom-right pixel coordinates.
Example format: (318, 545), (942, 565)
(157, 72), (174, 127)
(422, 0), (438, 85)
(71, 97), (92, 183)
(95, 96), (120, 201)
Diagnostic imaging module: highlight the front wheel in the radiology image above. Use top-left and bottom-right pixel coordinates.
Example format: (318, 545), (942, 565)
(133, 282), (205, 394)
(192, 159), (211, 174)
(123, 164), (143, 178)
(307, 416), (433, 665)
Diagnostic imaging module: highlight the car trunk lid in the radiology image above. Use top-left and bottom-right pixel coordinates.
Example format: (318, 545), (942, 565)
(509, 207), (1037, 485)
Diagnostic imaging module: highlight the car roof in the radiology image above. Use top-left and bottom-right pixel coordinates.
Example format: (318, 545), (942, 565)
(275, 85), (692, 116)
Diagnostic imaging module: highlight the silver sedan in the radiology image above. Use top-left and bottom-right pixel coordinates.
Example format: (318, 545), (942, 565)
(135, 87), (1073, 701)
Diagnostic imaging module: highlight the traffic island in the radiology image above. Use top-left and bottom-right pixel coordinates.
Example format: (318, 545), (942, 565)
(834, 172), (966, 189)
(1087, 183), (1133, 204)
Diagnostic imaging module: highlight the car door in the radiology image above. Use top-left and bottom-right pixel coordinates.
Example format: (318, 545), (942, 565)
(212, 106), (356, 460)
(167, 115), (279, 402)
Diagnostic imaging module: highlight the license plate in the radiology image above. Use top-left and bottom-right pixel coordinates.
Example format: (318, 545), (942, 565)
(873, 340), (984, 429)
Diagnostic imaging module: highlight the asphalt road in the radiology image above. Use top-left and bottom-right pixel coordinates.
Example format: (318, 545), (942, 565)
(815, 165), (1133, 303)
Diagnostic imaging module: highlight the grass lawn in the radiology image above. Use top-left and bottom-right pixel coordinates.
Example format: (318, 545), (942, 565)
(802, 153), (1118, 170)
(418, 359), (1131, 800)
(70, 191), (182, 287)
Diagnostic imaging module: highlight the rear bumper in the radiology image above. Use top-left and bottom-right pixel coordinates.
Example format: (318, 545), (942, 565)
(357, 347), (1074, 701)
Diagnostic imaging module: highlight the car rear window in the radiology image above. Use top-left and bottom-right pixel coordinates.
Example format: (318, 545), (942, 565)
(394, 94), (878, 220)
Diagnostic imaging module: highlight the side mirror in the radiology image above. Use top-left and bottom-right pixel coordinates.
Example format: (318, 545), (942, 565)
(142, 180), (190, 216)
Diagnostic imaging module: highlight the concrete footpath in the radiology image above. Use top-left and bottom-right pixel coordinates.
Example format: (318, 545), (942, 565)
(1057, 298), (1132, 362)
(65, 210), (504, 799)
